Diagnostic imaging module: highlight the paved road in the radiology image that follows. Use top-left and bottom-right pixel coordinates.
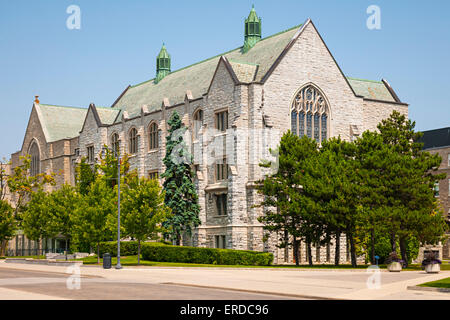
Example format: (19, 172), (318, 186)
(0, 268), (295, 300)
(1, 261), (450, 300)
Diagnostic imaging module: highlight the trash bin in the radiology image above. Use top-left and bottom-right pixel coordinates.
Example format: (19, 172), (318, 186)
(103, 253), (111, 269)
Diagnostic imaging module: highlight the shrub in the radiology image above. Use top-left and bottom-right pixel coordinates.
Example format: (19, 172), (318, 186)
(141, 244), (273, 266)
(99, 241), (167, 257)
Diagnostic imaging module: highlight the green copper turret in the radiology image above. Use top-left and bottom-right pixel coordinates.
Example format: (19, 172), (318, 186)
(243, 5), (262, 53)
(155, 44), (171, 83)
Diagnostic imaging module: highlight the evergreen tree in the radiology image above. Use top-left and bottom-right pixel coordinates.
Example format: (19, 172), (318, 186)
(310, 137), (359, 266)
(376, 111), (446, 266)
(257, 132), (325, 266)
(161, 111), (200, 245)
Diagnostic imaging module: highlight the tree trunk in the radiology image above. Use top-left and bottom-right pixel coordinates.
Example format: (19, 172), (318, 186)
(65, 238), (68, 261)
(370, 229), (375, 265)
(97, 243), (100, 265)
(307, 241), (313, 266)
(293, 236), (299, 266)
(138, 239), (141, 265)
(335, 230), (341, 266)
(348, 230), (357, 268)
(399, 236), (408, 268)
(390, 232), (397, 252)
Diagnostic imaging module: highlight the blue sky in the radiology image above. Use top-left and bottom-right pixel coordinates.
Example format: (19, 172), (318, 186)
(1, 0), (449, 159)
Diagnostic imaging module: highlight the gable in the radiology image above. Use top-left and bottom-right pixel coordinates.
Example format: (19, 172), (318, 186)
(36, 104), (87, 142)
(20, 105), (48, 157)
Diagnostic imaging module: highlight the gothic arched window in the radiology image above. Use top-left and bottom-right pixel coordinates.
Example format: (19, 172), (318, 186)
(111, 133), (120, 156)
(129, 128), (138, 154)
(29, 141), (40, 176)
(149, 122), (159, 150)
(291, 85), (329, 143)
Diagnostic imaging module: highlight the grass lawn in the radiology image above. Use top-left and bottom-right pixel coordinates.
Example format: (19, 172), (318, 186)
(418, 277), (450, 289)
(76, 255), (450, 270)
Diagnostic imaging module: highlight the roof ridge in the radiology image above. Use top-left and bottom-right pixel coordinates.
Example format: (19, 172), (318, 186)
(39, 104), (87, 110)
(130, 23), (303, 89)
(346, 77), (382, 84)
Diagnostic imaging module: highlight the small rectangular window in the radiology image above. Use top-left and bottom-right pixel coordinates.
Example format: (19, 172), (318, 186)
(216, 158), (228, 181)
(87, 146), (95, 163)
(448, 153), (450, 167)
(215, 235), (226, 249)
(216, 194), (227, 216)
(149, 171), (159, 180)
(215, 111), (228, 132)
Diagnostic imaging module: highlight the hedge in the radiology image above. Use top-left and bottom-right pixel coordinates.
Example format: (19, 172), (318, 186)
(99, 241), (167, 257)
(141, 244), (273, 266)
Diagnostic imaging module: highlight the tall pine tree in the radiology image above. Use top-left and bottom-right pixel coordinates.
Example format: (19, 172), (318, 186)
(161, 111), (200, 245)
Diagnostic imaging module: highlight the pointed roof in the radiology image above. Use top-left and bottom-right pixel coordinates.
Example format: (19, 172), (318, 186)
(246, 5), (260, 23)
(112, 23), (302, 120)
(35, 104), (88, 142)
(157, 44), (170, 59)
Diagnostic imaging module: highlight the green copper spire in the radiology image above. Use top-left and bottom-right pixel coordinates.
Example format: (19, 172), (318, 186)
(155, 43), (171, 83)
(243, 5), (261, 53)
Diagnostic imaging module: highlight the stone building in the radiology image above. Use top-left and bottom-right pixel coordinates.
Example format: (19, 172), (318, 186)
(9, 8), (408, 263)
(418, 127), (450, 260)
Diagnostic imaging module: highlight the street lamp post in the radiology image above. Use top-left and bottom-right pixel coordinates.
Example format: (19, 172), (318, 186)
(116, 152), (122, 269)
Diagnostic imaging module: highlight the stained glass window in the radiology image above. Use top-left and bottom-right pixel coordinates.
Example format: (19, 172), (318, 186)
(291, 85), (329, 141)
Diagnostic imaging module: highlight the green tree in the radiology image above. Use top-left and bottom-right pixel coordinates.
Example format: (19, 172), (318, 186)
(75, 157), (97, 196)
(7, 155), (55, 219)
(0, 200), (17, 256)
(122, 177), (171, 264)
(310, 137), (359, 267)
(376, 111), (446, 266)
(71, 177), (117, 263)
(257, 132), (325, 266)
(161, 111), (200, 245)
(48, 184), (80, 255)
(22, 188), (56, 252)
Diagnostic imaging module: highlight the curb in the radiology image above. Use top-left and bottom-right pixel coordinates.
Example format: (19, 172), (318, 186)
(5, 258), (83, 267)
(407, 285), (450, 293)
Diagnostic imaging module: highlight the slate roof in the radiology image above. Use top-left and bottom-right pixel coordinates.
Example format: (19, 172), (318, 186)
(35, 21), (403, 142)
(419, 127), (450, 150)
(95, 107), (120, 125)
(35, 104), (88, 142)
(346, 77), (396, 102)
(112, 24), (303, 120)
